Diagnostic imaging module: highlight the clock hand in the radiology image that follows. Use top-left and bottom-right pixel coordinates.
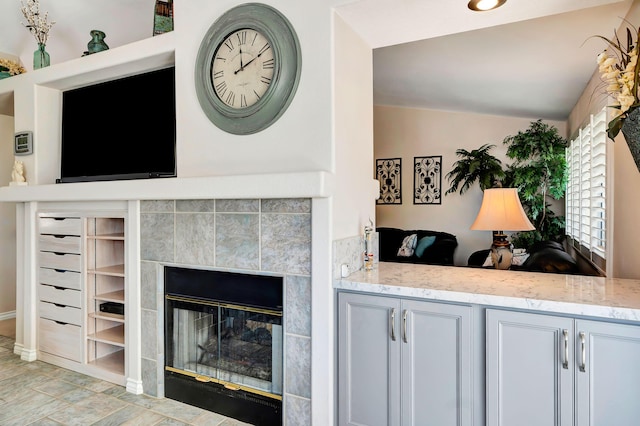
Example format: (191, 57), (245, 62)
(239, 46), (244, 70)
(234, 51), (263, 74)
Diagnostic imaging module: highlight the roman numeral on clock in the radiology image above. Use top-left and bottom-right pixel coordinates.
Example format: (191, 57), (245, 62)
(263, 59), (274, 69)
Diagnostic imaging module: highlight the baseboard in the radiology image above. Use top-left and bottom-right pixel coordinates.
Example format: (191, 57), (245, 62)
(0, 310), (16, 321)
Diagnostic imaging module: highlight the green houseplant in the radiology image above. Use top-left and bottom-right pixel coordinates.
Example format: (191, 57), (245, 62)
(445, 120), (568, 248)
(502, 120), (568, 247)
(445, 144), (505, 195)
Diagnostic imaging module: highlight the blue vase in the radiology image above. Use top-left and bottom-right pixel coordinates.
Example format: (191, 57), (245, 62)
(33, 43), (50, 69)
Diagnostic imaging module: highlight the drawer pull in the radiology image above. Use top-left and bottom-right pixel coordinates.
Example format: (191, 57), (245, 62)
(53, 235), (66, 239)
(53, 252), (66, 256)
(55, 321), (66, 325)
(54, 303), (65, 308)
(54, 269), (66, 273)
(53, 286), (66, 291)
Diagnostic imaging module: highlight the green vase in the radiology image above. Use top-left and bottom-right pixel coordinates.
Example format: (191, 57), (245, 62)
(33, 43), (50, 69)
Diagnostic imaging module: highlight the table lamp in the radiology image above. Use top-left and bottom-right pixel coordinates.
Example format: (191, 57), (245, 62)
(470, 188), (535, 269)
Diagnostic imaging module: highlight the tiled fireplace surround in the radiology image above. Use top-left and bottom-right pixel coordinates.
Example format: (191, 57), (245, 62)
(138, 198), (312, 425)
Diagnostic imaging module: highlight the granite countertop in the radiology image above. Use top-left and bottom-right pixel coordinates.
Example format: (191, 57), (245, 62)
(335, 262), (640, 322)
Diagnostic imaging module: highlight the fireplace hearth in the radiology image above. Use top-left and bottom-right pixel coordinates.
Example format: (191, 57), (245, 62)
(164, 266), (283, 425)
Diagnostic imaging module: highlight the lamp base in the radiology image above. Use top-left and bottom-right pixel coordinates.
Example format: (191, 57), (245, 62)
(490, 233), (512, 270)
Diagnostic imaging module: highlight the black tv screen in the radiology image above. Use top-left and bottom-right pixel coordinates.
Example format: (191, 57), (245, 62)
(59, 66), (176, 183)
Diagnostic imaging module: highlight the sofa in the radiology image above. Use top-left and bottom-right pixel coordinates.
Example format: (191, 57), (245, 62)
(377, 227), (458, 266)
(468, 240), (581, 274)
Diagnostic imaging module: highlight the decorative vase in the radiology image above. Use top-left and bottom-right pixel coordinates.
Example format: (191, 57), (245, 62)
(153, 0), (174, 35)
(621, 107), (640, 172)
(86, 30), (109, 55)
(33, 43), (50, 69)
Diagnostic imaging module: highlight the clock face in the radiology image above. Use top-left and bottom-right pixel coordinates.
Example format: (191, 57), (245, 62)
(211, 29), (276, 109)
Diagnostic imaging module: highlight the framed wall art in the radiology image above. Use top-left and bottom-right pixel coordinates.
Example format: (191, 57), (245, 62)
(414, 156), (442, 205)
(376, 158), (402, 204)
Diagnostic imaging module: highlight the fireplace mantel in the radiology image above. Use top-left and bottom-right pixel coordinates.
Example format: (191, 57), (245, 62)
(0, 171), (333, 202)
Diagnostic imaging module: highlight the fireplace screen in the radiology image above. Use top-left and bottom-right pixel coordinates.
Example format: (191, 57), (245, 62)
(167, 297), (283, 397)
(164, 266), (284, 425)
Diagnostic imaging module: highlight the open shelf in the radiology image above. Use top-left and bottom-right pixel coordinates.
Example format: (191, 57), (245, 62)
(94, 290), (124, 303)
(88, 233), (125, 240)
(89, 311), (125, 323)
(87, 324), (125, 346)
(87, 348), (125, 375)
(88, 264), (125, 277)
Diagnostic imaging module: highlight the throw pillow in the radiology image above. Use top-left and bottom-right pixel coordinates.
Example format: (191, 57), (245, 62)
(397, 234), (418, 257)
(415, 235), (436, 258)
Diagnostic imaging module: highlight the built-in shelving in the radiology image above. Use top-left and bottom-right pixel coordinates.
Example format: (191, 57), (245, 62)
(85, 216), (126, 380)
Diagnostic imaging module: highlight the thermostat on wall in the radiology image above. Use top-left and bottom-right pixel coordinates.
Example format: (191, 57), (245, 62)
(14, 131), (33, 155)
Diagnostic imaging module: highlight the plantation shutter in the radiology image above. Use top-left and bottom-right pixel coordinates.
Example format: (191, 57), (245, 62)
(566, 107), (607, 272)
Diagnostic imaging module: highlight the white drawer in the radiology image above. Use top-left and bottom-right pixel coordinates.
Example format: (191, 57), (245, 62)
(39, 284), (81, 308)
(39, 217), (82, 236)
(39, 251), (82, 272)
(38, 318), (82, 362)
(39, 301), (82, 326)
(39, 268), (81, 290)
(39, 234), (81, 254)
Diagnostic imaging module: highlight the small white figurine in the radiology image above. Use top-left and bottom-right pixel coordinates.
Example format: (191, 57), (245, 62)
(11, 159), (26, 183)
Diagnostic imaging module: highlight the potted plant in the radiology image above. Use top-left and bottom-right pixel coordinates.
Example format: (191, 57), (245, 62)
(444, 143), (505, 195)
(502, 119), (568, 247)
(445, 121), (568, 248)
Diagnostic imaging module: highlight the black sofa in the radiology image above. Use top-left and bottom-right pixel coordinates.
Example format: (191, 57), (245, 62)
(468, 240), (581, 274)
(377, 227), (458, 266)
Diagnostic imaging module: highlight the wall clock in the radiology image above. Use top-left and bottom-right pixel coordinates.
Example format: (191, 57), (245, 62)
(195, 3), (302, 135)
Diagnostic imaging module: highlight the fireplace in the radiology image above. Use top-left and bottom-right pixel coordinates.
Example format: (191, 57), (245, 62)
(164, 266), (283, 425)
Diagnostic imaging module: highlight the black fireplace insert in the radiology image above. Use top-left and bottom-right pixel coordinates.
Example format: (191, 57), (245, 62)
(164, 266), (283, 425)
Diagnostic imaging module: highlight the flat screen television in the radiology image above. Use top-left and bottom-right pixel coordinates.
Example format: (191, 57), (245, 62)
(59, 66), (176, 183)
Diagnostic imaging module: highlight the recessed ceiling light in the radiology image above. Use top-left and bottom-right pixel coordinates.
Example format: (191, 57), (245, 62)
(468, 0), (507, 11)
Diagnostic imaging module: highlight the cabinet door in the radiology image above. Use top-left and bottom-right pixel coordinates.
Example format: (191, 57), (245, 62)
(338, 292), (401, 426)
(575, 320), (640, 426)
(401, 300), (472, 426)
(486, 309), (574, 426)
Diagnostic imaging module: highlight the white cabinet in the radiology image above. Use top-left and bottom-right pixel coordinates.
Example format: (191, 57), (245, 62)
(338, 292), (473, 426)
(37, 215), (83, 363)
(486, 309), (640, 426)
(36, 212), (127, 385)
(85, 216), (126, 379)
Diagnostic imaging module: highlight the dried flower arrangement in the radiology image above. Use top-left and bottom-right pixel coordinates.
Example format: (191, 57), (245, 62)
(594, 22), (640, 139)
(19, 0), (55, 45)
(0, 58), (27, 76)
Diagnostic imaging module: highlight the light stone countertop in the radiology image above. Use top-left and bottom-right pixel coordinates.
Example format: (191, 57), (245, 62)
(335, 262), (640, 322)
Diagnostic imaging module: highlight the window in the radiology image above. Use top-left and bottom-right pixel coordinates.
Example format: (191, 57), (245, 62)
(566, 107), (608, 273)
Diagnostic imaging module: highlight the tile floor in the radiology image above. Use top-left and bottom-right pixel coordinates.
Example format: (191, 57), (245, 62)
(0, 333), (253, 425)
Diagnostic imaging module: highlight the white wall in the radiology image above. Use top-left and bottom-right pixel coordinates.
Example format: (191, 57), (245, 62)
(333, 14), (376, 241)
(174, 0), (334, 178)
(374, 105), (566, 266)
(0, 114), (16, 316)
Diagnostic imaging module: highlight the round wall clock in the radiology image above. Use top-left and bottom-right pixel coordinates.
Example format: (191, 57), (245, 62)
(195, 3), (302, 135)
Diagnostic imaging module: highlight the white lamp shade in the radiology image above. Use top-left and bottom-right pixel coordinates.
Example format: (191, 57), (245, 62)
(470, 188), (535, 231)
